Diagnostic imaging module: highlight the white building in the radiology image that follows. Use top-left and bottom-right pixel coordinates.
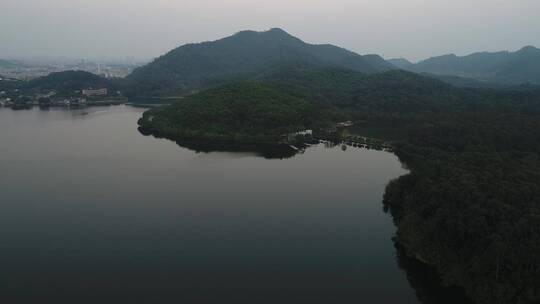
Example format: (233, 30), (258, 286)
(82, 88), (108, 97)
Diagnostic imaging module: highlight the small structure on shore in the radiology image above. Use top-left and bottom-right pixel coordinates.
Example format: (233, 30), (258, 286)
(82, 88), (108, 97)
(337, 121), (354, 128)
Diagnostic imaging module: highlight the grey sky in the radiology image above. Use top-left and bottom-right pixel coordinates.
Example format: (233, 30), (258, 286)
(1, 0), (539, 62)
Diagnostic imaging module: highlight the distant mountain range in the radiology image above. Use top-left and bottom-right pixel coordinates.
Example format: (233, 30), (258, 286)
(8, 28), (540, 96)
(126, 27), (540, 96)
(126, 28), (395, 96)
(391, 46), (540, 86)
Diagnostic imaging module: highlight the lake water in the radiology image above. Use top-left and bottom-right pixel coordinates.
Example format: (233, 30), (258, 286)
(0, 106), (425, 303)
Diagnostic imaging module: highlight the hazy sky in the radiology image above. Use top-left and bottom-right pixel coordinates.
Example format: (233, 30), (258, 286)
(1, 0), (539, 62)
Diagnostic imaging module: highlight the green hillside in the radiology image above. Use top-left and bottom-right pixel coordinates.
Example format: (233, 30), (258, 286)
(125, 28), (395, 97)
(21, 71), (115, 95)
(138, 82), (321, 143)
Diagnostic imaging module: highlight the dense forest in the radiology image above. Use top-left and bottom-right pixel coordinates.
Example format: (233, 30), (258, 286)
(260, 67), (540, 114)
(138, 82), (334, 143)
(383, 112), (540, 304)
(140, 66), (540, 140)
(136, 67), (459, 143)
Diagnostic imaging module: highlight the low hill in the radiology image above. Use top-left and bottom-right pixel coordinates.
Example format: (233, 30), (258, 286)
(139, 66), (540, 145)
(21, 71), (114, 95)
(138, 82), (320, 143)
(139, 67), (540, 143)
(126, 28), (396, 97)
(418, 73), (501, 89)
(406, 46), (540, 85)
(260, 67), (472, 112)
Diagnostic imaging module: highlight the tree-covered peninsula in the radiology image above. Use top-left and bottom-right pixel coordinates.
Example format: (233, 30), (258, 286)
(137, 82), (333, 143)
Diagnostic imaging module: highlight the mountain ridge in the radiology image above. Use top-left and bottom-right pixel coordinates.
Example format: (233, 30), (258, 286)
(403, 46), (540, 85)
(125, 28), (396, 97)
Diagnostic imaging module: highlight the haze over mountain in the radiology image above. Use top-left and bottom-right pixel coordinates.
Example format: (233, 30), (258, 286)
(126, 28), (396, 97)
(401, 46), (540, 85)
(0, 59), (17, 68)
(387, 58), (413, 69)
(21, 71), (114, 94)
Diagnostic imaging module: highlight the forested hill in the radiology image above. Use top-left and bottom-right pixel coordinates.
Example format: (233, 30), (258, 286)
(125, 28), (396, 97)
(20, 71), (115, 95)
(138, 66), (540, 145)
(261, 67), (457, 111)
(404, 46), (540, 85)
(383, 110), (540, 304)
(259, 67), (540, 113)
(138, 82), (324, 143)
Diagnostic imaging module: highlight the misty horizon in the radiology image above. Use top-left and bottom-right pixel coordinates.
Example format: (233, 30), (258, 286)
(1, 27), (538, 65)
(1, 0), (539, 62)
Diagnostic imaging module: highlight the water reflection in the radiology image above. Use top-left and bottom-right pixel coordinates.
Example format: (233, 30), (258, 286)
(137, 127), (300, 159)
(136, 127), (392, 160)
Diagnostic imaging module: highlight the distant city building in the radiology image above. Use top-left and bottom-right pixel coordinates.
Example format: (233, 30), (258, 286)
(82, 88), (108, 96)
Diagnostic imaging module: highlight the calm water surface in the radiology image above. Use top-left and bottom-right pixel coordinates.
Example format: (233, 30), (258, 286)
(0, 106), (421, 303)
